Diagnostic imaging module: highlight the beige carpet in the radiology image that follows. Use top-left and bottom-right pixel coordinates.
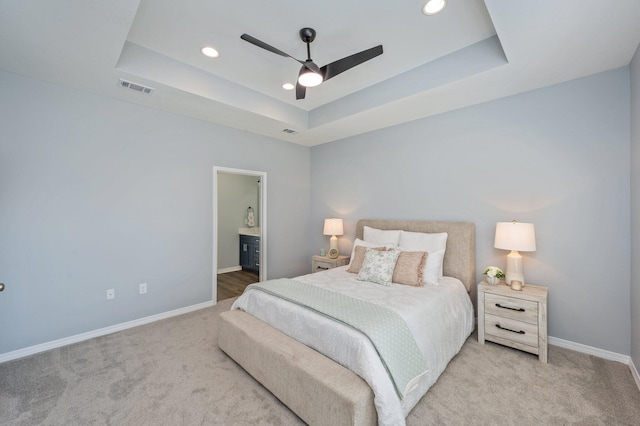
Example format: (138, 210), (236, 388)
(1, 298), (639, 425)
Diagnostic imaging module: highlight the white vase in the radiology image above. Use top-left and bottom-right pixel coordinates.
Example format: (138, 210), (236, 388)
(485, 276), (500, 285)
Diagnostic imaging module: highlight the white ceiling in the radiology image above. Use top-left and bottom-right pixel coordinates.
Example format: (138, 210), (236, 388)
(1, 0), (639, 147)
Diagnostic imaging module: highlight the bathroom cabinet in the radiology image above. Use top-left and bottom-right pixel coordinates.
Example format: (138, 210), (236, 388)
(240, 234), (260, 273)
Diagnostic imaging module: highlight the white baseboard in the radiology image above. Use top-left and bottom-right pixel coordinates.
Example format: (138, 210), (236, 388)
(548, 336), (640, 390)
(631, 357), (640, 391)
(549, 336), (630, 364)
(217, 266), (242, 274)
(0, 300), (215, 364)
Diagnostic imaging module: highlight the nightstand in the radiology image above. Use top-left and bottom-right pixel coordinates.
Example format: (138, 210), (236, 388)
(477, 281), (548, 363)
(311, 255), (349, 273)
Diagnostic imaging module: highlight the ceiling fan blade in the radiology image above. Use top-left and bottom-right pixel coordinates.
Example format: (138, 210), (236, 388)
(295, 82), (306, 100)
(296, 67), (307, 100)
(302, 60), (320, 74)
(241, 33), (319, 73)
(241, 34), (300, 61)
(321, 45), (383, 81)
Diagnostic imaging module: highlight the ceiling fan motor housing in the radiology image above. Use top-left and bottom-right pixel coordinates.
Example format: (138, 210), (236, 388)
(299, 28), (316, 43)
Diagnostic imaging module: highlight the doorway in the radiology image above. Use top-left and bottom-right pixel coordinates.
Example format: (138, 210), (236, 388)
(213, 167), (266, 303)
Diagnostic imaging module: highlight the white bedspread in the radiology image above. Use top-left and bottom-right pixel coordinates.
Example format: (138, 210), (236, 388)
(231, 266), (474, 426)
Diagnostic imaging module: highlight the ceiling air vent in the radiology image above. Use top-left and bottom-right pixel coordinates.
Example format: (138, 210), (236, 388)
(282, 128), (297, 134)
(119, 79), (154, 94)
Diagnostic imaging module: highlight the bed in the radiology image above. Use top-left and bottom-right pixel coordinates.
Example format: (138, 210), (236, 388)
(218, 220), (475, 426)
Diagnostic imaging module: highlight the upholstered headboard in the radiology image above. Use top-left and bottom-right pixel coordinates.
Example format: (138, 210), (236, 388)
(355, 220), (476, 293)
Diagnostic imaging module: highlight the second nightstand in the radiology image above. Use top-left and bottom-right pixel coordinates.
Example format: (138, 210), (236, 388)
(311, 255), (349, 273)
(478, 281), (548, 363)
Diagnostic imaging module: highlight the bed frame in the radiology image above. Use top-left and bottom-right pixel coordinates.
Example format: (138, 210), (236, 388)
(218, 220), (475, 426)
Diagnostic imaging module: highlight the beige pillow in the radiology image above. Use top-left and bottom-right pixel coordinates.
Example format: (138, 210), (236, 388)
(347, 245), (386, 273)
(392, 251), (428, 287)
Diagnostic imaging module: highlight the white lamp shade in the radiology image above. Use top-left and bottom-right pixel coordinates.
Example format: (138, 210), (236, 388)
(494, 222), (536, 252)
(323, 218), (344, 236)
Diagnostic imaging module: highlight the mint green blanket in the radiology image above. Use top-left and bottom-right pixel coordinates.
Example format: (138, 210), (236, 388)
(244, 279), (428, 399)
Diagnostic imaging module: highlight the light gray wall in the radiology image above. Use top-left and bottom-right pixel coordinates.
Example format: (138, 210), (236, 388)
(1, 65), (634, 359)
(0, 71), (310, 354)
(631, 45), (640, 370)
(217, 173), (259, 271)
(311, 68), (631, 354)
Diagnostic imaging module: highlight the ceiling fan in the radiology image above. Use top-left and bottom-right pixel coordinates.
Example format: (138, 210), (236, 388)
(240, 28), (383, 100)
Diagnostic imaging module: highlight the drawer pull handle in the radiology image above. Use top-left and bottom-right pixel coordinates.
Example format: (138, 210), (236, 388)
(496, 324), (525, 334)
(495, 303), (525, 312)
(317, 266), (329, 270)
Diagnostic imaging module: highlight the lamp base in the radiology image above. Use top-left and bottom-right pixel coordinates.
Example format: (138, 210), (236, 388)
(505, 250), (525, 285)
(329, 235), (339, 256)
(505, 272), (524, 286)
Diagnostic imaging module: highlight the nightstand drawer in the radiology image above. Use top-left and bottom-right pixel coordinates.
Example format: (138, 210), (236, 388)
(311, 255), (350, 273)
(485, 293), (538, 324)
(485, 314), (539, 348)
(313, 259), (334, 272)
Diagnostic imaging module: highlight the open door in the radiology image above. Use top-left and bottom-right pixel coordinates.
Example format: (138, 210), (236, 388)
(213, 166), (267, 303)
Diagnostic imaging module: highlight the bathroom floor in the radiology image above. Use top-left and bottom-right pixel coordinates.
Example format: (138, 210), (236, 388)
(217, 270), (259, 300)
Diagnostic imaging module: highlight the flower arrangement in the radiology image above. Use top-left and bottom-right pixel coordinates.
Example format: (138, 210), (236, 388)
(483, 266), (505, 279)
(483, 266), (504, 285)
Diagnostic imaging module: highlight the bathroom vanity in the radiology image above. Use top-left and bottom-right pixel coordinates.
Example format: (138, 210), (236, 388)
(239, 228), (260, 273)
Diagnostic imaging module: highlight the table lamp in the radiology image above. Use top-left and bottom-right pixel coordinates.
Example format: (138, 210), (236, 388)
(494, 221), (536, 288)
(323, 218), (344, 258)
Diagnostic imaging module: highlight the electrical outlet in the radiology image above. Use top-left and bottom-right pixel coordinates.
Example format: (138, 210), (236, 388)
(106, 288), (115, 300)
(139, 283), (147, 294)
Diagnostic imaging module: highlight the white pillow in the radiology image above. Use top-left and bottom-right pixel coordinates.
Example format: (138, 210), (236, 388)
(398, 231), (448, 285)
(348, 238), (389, 266)
(363, 226), (401, 247)
(357, 249), (400, 286)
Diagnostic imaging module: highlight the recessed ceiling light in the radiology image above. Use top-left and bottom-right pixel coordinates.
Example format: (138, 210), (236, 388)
(282, 83), (295, 91)
(200, 46), (220, 58)
(423, 0), (446, 15)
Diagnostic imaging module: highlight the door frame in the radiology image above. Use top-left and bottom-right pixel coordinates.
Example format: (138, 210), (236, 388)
(213, 166), (267, 303)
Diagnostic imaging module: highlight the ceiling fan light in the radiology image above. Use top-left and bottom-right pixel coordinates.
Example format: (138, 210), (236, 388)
(423, 0), (446, 15)
(298, 70), (323, 87)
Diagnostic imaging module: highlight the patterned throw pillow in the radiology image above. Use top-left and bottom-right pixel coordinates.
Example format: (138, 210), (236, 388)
(347, 245), (387, 273)
(357, 248), (400, 286)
